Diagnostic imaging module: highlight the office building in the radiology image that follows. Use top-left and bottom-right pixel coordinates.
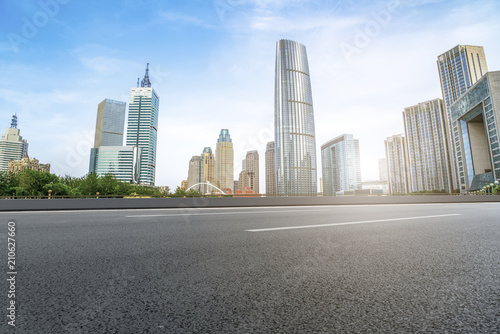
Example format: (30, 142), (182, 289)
(201, 147), (216, 194)
(188, 155), (203, 192)
(265, 141), (276, 195)
(450, 71), (500, 191)
(275, 39), (317, 195)
(126, 64), (160, 186)
(215, 129), (234, 192)
(8, 154), (50, 173)
(403, 99), (452, 193)
(244, 150), (259, 193)
(0, 115), (28, 171)
(93, 99), (126, 148)
(385, 134), (409, 195)
(321, 134), (361, 195)
(438, 45), (488, 190)
(92, 146), (141, 183)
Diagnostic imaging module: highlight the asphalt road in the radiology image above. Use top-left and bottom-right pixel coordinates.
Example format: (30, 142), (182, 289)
(1, 203), (499, 333)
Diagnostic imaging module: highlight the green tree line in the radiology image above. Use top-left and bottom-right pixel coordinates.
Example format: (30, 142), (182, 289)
(0, 170), (202, 197)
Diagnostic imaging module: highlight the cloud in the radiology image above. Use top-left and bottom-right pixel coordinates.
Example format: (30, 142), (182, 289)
(158, 11), (216, 29)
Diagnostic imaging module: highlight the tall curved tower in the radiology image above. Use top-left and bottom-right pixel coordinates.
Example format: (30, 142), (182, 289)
(274, 39), (317, 195)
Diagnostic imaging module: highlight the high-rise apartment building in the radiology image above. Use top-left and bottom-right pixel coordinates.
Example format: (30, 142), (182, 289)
(0, 115), (28, 171)
(321, 134), (361, 195)
(403, 99), (451, 193)
(385, 134), (409, 194)
(438, 45), (488, 190)
(126, 64), (160, 186)
(265, 141), (276, 195)
(244, 150), (259, 193)
(450, 71), (500, 191)
(275, 39), (317, 195)
(378, 158), (388, 182)
(215, 129), (234, 192)
(201, 147), (216, 194)
(188, 155), (203, 192)
(93, 99), (126, 148)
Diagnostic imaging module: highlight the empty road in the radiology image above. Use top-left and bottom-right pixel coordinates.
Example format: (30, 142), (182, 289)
(1, 203), (499, 333)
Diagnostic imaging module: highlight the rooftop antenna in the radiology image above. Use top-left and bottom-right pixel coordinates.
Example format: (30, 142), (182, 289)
(137, 78), (140, 87)
(10, 114), (18, 129)
(140, 63), (151, 88)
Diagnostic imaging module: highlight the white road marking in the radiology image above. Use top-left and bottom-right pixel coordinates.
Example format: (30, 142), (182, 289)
(126, 209), (329, 218)
(245, 214), (463, 232)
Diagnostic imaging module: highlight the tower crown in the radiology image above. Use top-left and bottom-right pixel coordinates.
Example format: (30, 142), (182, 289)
(140, 63), (152, 88)
(10, 114), (18, 129)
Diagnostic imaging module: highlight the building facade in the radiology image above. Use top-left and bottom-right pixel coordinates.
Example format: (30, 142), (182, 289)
(321, 134), (361, 195)
(93, 99), (126, 148)
(384, 134), (409, 194)
(8, 154), (50, 173)
(126, 64), (159, 186)
(188, 155), (203, 192)
(201, 147), (216, 194)
(450, 71), (500, 191)
(275, 39), (317, 195)
(215, 129), (234, 192)
(265, 141), (276, 195)
(403, 99), (452, 193)
(92, 146), (141, 183)
(244, 150), (259, 194)
(438, 45), (488, 190)
(378, 158), (388, 182)
(0, 115), (28, 171)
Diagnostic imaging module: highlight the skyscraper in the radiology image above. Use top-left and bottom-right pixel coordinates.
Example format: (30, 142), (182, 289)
(245, 150), (259, 193)
(215, 129), (234, 192)
(201, 147), (216, 194)
(0, 115), (28, 171)
(275, 39), (317, 195)
(93, 99), (126, 148)
(403, 99), (451, 193)
(438, 45), (488, 190)
(378, 158), (388, 182)
(385, 134), (409, 194)
(188, 155), (203, 192)
(92, 146), (141, 183)
(126, 64), (160, 186)
(321, 134), (361, 195)
(265, 141), (276, 195)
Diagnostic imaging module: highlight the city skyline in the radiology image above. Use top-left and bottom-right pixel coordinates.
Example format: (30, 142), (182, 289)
(2, 1), (500, 190)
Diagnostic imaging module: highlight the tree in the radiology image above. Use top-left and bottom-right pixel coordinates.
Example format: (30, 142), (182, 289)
(80, 173), (100, 196)
(19, 169), (58, 195)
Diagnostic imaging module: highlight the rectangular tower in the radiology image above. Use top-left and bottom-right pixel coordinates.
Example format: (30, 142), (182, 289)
(385, 134), (409, 194)
(245, 150), (259, 194)
(0, 115), (28, 171)
(265, 141), (276, 195)
(93, 99), (126, 148)
(215, 129), (234, 193)
(403, 99), (451, 193)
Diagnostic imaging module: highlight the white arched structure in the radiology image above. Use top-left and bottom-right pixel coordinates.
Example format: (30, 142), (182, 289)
(186, 183), (226, 195)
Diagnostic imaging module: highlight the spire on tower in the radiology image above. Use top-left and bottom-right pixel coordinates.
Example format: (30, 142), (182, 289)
(140, 63), (152, 88)
(10, 114), (18, 129)
(137, 78), (140, 87)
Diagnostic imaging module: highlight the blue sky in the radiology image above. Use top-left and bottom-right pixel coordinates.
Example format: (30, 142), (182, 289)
(1, 0), (500, 191)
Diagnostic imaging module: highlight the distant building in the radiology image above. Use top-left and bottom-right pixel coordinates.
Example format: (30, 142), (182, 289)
(245, 150), (259, 193)
(238, 170), (251, 191)
(361, 180), (388, 194)
(0, 115), (28, 171)
(438, 45), (488, 190)
(201, 147), (216, 194)
(92, 146), (141, 183)
(450, 71), (500, 191)
(403, 98), (452, 193)
(93, 99), (126, 148)
(126, 64), (160, 186)
(188, 156), (203, 192)
(265, 141), (276, 195)
(378, 158), (388, 182)
(181, 179), (189, 190)
(215, 129), (234, 192)
(385, 134), (409, 194)
(8, 154), (50, 173)
(321, 134), (361, 194)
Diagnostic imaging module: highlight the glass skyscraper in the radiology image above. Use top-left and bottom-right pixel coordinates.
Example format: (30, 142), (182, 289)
(438, 45), (488, 191)
(274, 39), (317, 195)
(92, 146), (141, 183)
(93, 99), (126, 148)
(126, 64), (159, 186)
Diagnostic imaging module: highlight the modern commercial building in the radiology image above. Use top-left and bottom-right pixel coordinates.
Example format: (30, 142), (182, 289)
(450, 71), (500, 191)
(321, 134), (361, 195)
(275, 39), (317, 195)
(385, 134), (409, 194)
(8, 154), (50, 173)
(403, 99), (452, 193)
(379, 158), (388, 182)
(265, 141), (276, 195)
(244, 150), (259, 193)
(126, 64), (160, 186)
(92, 146), (141, 183)
(215, 129), (234, 192)
(438, 45), (488, 190)
(201, 147), (216, 194)
(188, 155), (203, 192)
(0, 115), (28, 171)
(93, 99), (126, 148)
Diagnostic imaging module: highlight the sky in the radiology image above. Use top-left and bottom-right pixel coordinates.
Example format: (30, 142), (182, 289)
(1, 0), (500, 191)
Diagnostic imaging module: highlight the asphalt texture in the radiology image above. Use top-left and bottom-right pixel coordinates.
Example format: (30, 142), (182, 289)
(1, 203), (500, 333)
